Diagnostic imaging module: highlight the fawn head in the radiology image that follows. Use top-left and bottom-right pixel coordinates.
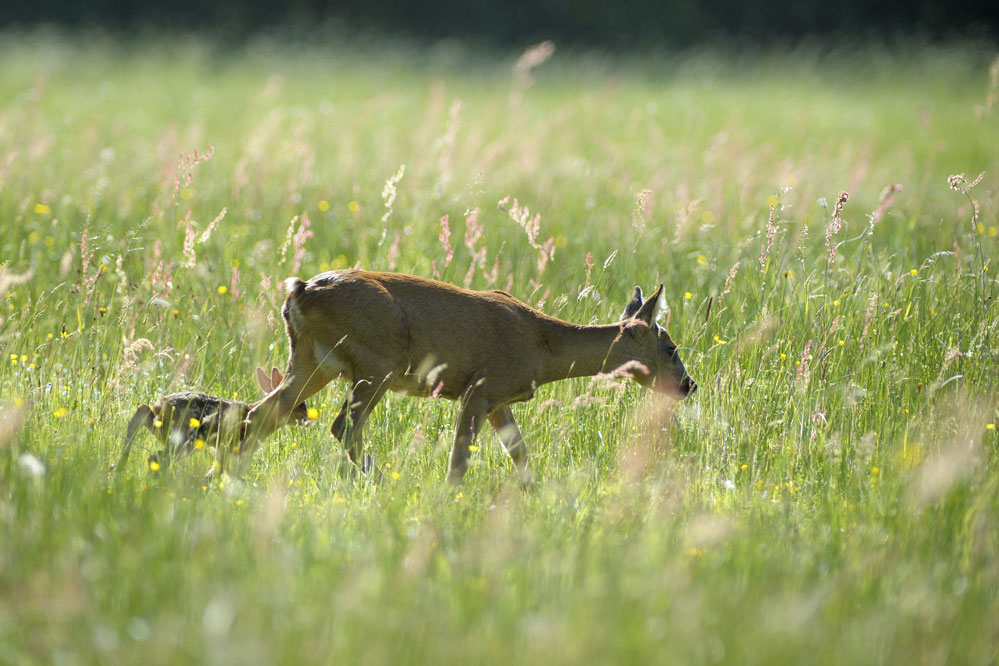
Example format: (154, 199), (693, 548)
(613, 285), (696, 399)
(254, 367), (311, 427)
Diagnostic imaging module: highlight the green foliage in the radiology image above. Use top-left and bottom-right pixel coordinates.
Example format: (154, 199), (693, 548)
(0, 1), (996, 47)
(1, 33), (997, 665)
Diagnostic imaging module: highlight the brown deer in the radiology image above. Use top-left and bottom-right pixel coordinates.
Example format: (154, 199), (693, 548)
(117, 367), (310, 474)
(240, 270), (696, 484)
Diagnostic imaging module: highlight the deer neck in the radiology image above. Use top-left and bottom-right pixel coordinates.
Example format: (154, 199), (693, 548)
(536, 319), (623, 385)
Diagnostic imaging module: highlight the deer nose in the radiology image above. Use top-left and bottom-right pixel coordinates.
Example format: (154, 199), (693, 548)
(681, 377), (697, 396)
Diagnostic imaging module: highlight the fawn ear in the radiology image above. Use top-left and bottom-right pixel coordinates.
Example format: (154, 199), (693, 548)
(621, 286), (644, 320)
(270, 367), (284, 388)
(634, 284), (665, 326)
(256, 367), (272, 393)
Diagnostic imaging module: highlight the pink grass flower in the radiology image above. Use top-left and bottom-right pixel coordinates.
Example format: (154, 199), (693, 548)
(439, 215), (453, 267)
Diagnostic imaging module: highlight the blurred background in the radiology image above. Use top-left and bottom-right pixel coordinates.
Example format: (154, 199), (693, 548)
(2, 0), (998, 663)
(3, 0), (996, 47)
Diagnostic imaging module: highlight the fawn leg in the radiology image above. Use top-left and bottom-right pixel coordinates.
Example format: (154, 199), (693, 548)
(116, 404), (155, 473)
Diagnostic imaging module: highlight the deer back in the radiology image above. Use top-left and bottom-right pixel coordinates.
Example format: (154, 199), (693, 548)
(283, 270), (559, 400)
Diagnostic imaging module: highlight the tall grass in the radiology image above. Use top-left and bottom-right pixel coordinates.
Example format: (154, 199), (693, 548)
(1, 33), (997, 665)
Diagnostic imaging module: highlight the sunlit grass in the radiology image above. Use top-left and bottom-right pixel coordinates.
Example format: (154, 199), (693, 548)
(1, 31), (997, 665)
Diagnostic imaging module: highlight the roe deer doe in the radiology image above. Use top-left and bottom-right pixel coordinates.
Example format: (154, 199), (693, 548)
(241, 270), (696, 484)
(117, 367), (310, 474)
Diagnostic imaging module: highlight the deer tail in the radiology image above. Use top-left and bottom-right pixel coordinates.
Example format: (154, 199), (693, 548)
(284, 277), (306, 297)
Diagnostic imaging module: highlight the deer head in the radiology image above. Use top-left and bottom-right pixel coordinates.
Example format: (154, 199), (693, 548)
(613, 284), (697, 399)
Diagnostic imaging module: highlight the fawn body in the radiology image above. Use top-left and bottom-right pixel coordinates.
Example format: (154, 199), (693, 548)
(118, 367), (309, 473)
(242, 270), (696, 483)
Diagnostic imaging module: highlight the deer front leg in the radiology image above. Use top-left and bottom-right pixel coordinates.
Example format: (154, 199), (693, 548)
(488, 405), (531, 485)
(331, 376), (391, 470)
(448, 388), (490, 484)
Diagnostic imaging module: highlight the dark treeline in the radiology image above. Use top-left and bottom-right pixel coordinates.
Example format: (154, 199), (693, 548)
(1, 0), (996, 47)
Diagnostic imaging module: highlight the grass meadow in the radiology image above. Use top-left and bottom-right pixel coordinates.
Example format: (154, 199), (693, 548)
(1, 32), (998, 665)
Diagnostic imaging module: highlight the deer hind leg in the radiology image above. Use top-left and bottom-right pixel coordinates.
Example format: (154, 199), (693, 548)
(239, 366), (333, 475)
(488, 405), (531, 485)
(448, 387), (490, 484)
(331, 376), (391, 470)
(116, 404), (155, 473)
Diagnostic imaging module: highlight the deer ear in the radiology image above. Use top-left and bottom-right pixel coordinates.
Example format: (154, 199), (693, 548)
(634, 284), (665, 326)
(256, 367), (272, 392)
(621, 286), (644, 320)
(270, 367), (283, 388)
